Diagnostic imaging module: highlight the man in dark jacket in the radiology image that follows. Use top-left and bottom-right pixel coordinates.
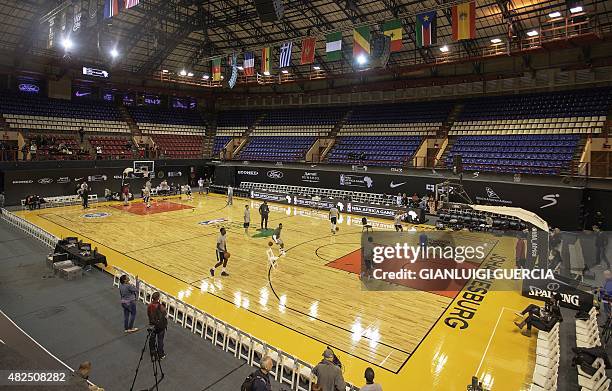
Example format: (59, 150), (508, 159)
(259, 201), (270, 230)
(251, 356), (273, 391)
(147, 292), (167, 360)
(312, 348), (345, 391)
(594, 225), (609, 268)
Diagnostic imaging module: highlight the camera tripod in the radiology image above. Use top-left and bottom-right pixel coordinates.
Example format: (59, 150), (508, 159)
(130, 327), (165, 391)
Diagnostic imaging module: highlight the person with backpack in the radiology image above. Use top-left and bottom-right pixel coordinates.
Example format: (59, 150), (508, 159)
(147, 292), (167, 360)
(242, 356), (273, 391)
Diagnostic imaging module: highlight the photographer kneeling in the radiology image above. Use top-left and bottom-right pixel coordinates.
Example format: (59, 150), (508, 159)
(147, 292), (167, 360)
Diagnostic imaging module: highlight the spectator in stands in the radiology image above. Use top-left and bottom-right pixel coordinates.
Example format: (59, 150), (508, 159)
(251, 356), (274, 391)
(68, 361), (105, 391)
(0, 192), (4, 208)
(119, 274), (139, 333)
(147, 292), (167, 360)
(21, 143), (28, 160)
(402, 193), (408, 206)
(395, 193), (402, 207)
(313, 348), (345, 391)
(594, 225), (609, 268)
(361, 367), (382, 391)
(0, 140), (6, 161)
(410, 193), (419, 207)
(78, 127), (85, 144)
(95, 146), (102, 160)
(259, 201), (269, 230)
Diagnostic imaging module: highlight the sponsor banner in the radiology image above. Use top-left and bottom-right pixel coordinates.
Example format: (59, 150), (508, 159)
(233, 166), (584, 230)
(3, 166), (192, 205)
(250, 190), (291, 204)
(522, 274), (593, 310)
(292, 195), (341, 210)
(83, 212), (111, 219)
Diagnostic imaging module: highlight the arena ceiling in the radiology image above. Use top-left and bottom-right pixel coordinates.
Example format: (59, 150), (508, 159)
(1, 0), (611, 82)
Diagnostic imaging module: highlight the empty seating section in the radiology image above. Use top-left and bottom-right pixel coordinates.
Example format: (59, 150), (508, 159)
(89, 136), (134, 159)
(213, 136), (231, 156)
(128, 106), (206, 135)
(340, 101), (451, 136)
(0, 93), (129, 133)
(152, 135), (204, 159)
(446, 134), (579, 175)
(239, 136), (315, 162)
(216, 110), (261, 137)
(328, 136), (422, 166)
(451, 88), (611, 135)
(252, 107), (344, 136)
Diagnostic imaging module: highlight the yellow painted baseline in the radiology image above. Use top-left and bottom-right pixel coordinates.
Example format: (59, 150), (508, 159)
(17, 193), (541, 390)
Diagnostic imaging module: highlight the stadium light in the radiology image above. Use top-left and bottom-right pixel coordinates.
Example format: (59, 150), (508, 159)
(548, 11), (562, 18)
(313, 65), (321, 70)
(187, 72), (194, 77)
(356, 55), (367, 65)
(439, 45), (449, 53)
(526, 30), (539, 37)
(162, 69), (169, 73)
(202, 74), (210, 80)
(570, 6), (583, 13)
(62, 38), (73, 50)
(263, 71), (270, 76)
(110, 48), (119, 58)
(281, 69), (289, 74)
(237, 66), (244, 70)
(179, 69), (187, 76)
(490, 38), (502, 44)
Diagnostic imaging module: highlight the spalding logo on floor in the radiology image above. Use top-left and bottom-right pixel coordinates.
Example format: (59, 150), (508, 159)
(82, 212), (111, 219)
(198, 218), (228, 225)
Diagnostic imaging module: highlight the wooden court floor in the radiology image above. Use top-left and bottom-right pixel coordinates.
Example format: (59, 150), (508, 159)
(17, 193), (541, 390)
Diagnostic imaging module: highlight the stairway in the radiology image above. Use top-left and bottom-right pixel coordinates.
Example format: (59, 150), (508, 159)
(438, 138), (456, 169)
(233, 113), (267, 158)
(202, 111), (216, 158)
(118, 106), (141, 136)
(321, 110), (352, 162)
(562, 136), (588, 175)
(439, 102), (463, 137)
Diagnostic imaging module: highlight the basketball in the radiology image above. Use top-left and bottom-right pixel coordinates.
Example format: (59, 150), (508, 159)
(224, 251), (231, 259)
(268, 241), (274, 247)
(336, 227), (340, 232)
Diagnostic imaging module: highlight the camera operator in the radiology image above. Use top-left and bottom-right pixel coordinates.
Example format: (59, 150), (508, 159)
(312, 348), (345, 391)
(147, 292), (167, 360)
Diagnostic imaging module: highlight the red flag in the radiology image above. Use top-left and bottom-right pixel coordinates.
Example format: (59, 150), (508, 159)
(301, 37), (316, 65)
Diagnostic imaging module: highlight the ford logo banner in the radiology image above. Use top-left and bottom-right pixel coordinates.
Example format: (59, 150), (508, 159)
(267, 170), (283, 179)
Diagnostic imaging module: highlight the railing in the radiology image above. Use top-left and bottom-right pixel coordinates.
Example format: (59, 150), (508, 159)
(0, 208), (59, 249)
(111, 266), (360, 391)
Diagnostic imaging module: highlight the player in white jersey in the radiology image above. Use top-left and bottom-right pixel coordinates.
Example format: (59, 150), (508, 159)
(329, 206), (340, 234)
(243, 204), (251, 235)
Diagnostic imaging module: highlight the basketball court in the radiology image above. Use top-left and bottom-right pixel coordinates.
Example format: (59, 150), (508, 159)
(17, 193), (539, 390)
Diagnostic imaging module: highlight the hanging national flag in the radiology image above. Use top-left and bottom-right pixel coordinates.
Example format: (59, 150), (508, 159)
(416, 11), (437, 47)
(103, 0), (120, 19)
(124, 0), (139, 9)
(243, 52), (255, 76)
(326, 32), (342, 61)
(261, 47), (271, 74)
(300, 37), (316, 65)
(383, 19), (402, 52)
(212, 58), (221, 82)
(353, 26), (370, 57)
(279, 41), (293, 68)
(452, 1), (476, 40)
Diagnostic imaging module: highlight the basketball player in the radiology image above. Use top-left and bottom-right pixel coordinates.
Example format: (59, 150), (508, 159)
(394, 212), (404, 232)
(142, 186), (151, 208)
(122, 183), (130, 206)
(197, 178), (204, 195)
(210, 227), (229, 277)
(184, 184), (193, 201)
(226, 185), (233, 206)
(243, 204), (250, 235)
(329, 205), (340, 234)
(266, 241), (279, 269)
(272, 223), (285, 255)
